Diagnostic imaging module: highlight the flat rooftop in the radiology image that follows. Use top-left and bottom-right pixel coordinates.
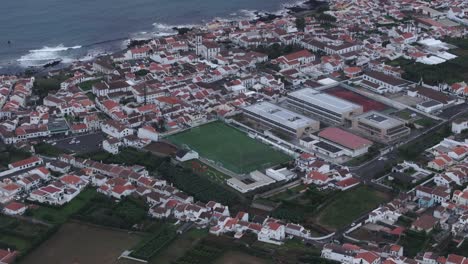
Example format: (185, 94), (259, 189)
(244, 101), (318, 129)
(288, 88), (361, 114)
(319, 127), (372, 150)
(356, 111), (405, 129)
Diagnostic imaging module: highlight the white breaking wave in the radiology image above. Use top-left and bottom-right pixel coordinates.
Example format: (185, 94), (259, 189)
(29, 45), (82, 53)
(17, 44), (82, 67)
(151, 22), (201, 37)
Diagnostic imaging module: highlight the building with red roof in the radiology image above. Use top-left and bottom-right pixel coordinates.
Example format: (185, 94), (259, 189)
(0, 248), (18, 264)
(258, 220), (285, 245)
(59, 174), (88, 190)
(318, 127), (373, 157)
(3, 201), (27, 216)
(304, 171), (331, 186)
(111, 185), (136, 199)
(336, 177), (360, 190)
(354, 251), (380, 264)
(8, 156), (43, 170)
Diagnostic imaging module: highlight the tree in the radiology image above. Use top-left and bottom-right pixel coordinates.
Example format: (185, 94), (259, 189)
(317, 13), (337, 23)
(295, 17), (306, 32)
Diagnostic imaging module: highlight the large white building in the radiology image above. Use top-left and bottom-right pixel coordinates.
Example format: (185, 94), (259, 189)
(227, 171), (276, 193)
(352, 111), (410, 142)
(243, 102), (319, 138)
(287, 88), (363, 124)
(361, 71), (411, 94)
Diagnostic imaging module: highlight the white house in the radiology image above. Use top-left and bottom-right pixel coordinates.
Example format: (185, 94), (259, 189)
(8, 156), (43, 171)
(175, 150), (199, 162)
(3, 202), (27, 216)
(366, 206), (401, 225)
(266, 167), (296, 181)
(258, 222), (285, 245)
(101, 120), (134, 139)
(137, 126), (159, 142)
(285, 223), (310, 238)
(452, 119), (468, 134)
(103, 138), (121, 154)
(321, 244), (356, 264)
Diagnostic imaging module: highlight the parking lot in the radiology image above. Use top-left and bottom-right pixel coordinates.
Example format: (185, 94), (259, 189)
(50, 132), (105, 154)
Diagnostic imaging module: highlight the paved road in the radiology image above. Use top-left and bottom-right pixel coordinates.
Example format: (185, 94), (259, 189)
(297, 103), (468, 245)
(438, 102), (468, 119)
(352, 103), (468, 182)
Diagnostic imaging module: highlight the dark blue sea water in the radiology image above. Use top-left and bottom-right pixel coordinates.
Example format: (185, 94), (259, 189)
(0, 0), (300, 72)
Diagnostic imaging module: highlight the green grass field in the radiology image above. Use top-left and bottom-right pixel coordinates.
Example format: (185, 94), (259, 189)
(317, 186), (389, 229)
(168, 122), (291, 174)
(30, 188), (97, 225)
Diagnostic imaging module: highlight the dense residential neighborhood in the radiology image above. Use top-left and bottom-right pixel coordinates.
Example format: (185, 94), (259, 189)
(0, 0), (467, 263)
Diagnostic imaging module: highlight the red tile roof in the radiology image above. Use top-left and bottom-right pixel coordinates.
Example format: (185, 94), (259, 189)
(355, 252), (379, 264)
(268, 222), (282, 231)
(42, 186), (62, 193)
(336, 177), (360, 188)
(60, 175), (82, 185)
(308, 171), (329, 182)
(10, 156), (41, 168)
(113, 184), (135, 194)
(319, 127), (372, 150)
(4, 202), (26, 211)
(2, 183), (21, 191)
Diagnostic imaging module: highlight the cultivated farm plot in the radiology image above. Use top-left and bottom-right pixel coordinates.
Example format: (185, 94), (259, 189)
(185, 160), (231, 184)
(315, 186), (391, 230)
(20, 222), (142, 264)
(168, 122), (291, 174)
(0, 215), (50, 253)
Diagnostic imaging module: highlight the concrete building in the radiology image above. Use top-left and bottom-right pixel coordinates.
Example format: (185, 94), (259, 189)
(227, 171), (276, 193)
(452, 118), (468, 134)
(416, 100), (444, 113)
(352, 111), (410, 142)
(317, 127), (373, 157)
(243, 102), (319, 138)
(287, 88), (363, 124)
(361, 71), (411, 94)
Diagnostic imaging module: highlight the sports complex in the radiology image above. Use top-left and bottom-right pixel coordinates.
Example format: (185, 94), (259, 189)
(324, 85), (389, 112)
(167, 121), (291, 174)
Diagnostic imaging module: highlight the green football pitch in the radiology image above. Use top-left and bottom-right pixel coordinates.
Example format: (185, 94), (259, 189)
(168, 121), (291, 174)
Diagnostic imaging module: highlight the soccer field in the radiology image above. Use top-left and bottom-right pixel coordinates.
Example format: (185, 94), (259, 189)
(168, 122), (291, 174)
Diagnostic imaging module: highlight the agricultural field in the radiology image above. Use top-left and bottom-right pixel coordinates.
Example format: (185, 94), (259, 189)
(316, 186), (390, 230)
(75, 193), (148, 229)
(214, 251), (268, 264)
(30, 188), (98, 225)
(184, 160), (231, 184)
(270, 187), (333, 234)
(167, 121), (291, 174)
(0, 215), (51, 254)
(158, 161), (241, 207)
(149, 228), (209, 264)
(130, 226), (177, 260)
(173, 240), (224, 264)
(398, 230), (431, 257)
(21, 222), (142, 264)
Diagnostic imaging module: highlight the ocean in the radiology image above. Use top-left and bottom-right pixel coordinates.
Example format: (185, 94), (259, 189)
(0, 0), (302, 73)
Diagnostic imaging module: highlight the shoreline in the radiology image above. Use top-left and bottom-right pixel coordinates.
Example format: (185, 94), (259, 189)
(0, 0), (327, 76)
